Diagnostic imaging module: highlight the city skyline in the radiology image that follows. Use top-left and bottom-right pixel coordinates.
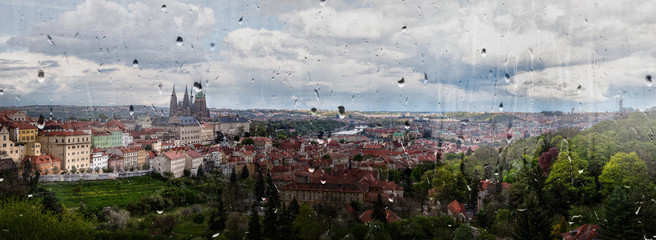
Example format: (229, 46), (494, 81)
(1, 0), (656, 112)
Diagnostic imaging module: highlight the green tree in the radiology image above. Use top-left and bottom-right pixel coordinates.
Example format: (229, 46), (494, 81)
(288, 197), (300, 216)
(97, 113), (110, 120)
(209, 199), (227, 232)
(255, 171), (265, 201)
(240, 165), (250, 180)
(266, 173), (280, 208)
(224, 212), (248, 240)
(279, 199), (299, 240)
(230, 166), (237, 184)
(453, 225), (474, 240)
(0, 198), (96, 239)
(598, 187), (642, 240)
(243, 138), (255, 145)
(21, 159), (40, 193)
(294, 204), (324, 240)
(511, 193), (552, 240)
(421, 166), (468, 202)
(196, 163), (205, 178)
(247, 203), (263, 240)
(152, 214), (177, 235)
(372, 194), (387, 223)
(353, 154), (364, 162)
(599, 152), (649, 195)
(545, 151), (596, 205)
(262, 200), (279, 240)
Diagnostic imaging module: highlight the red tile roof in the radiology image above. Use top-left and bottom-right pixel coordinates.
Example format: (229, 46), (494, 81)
(24, 155), (61, 164)
(480, 180), (511, 191)
(10, 121), (37, 129)
(120, 146), (144, 153)
(163, 151), (186, 160)
(359, 209), (401, 223)
(561, 224), (599, 240)
(185, 150), (203, 158)
(280, 181), (367, 193)
(447, 200), (466, 216)
(38, 130), (89, 136)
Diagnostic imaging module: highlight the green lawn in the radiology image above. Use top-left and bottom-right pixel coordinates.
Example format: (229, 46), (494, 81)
(41, 176), (173, 210)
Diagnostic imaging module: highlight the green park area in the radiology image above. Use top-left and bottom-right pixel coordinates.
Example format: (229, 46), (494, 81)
(41, 176), (172, 210)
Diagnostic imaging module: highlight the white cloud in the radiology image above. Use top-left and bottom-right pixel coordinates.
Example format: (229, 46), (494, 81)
(7, 0), (216, 67)
(3, 0), (656, 111)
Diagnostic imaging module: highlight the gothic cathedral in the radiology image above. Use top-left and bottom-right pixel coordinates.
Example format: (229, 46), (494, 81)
(169, 84), (210, 118)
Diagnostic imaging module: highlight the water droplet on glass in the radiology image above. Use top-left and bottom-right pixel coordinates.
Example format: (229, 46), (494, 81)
(132, 59), (139, 68)
(424, 73), (428, 80)
(319, 0), (326, 7)
(577, 85), (582, 95)
(0, 89), (3, 95)
(404, 120), (410, 130)
(176, 36), (184, 47)
(15, 95), (20, 102)
(158, 83), (163, 95)
(314, 88), (320, 101)
(578, 169), (584, 174)
(320, 180), (326, 184)
(397, 77), (405, 88)
(157, 210), (163, 214)
(0, 178), (3, 182)
(504, 73), (511, 83)
(37, 115), (45, 129)
(646, 75), (653, 87)
(481, 48), (487, 57)
(337, 106), (345, 119)
(47, 35), (55, 46)
(193, 81), (202, 93)
(506, 132), (512, 144)
(37, 70), (45, 82)
(161, 4), (166, 12)
(129, 105), (134, 116)
(308, 167), (315, 173)
(499, 102), (504, 112)
(238, 17), (243, 25)
(210, 43), (216, 51)
(27, 194), (33, 198)
(311, 107), (317, 115)
(212, 233), (220, 238)
(388, 198), (394, 202)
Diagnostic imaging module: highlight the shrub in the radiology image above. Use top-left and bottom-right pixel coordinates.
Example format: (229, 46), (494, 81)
(0, 198), (96, 239)
(152, 215), (177, 235)
(105, 209), (130, 230)
(193, 213), (205, 224)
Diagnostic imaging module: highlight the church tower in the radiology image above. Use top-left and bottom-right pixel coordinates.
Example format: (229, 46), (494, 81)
(169, 86), (178, 117)
(182, 85), (191, 116)
(194, 90), (210, 118)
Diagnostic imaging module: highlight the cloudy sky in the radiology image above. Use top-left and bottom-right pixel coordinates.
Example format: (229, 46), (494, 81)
(0, 0), (655, 112)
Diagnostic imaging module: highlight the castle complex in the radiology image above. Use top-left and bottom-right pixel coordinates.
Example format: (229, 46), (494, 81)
(168, 85), (210, 118)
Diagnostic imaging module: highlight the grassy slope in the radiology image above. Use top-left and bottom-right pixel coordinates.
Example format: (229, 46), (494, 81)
(41, 176), (172, 210)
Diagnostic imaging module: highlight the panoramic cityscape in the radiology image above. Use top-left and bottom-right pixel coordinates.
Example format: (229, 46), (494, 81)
(1, 0), (656, 240)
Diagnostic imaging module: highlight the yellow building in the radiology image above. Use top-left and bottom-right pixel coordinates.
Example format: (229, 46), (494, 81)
(0, 126), (22, 165)
(23, 142), (42, 157)
(9, 122), (38, 143)
(37, 130), (91, 172)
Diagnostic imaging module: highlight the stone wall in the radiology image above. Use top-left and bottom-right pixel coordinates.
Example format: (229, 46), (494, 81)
(39, 170), (152, 182)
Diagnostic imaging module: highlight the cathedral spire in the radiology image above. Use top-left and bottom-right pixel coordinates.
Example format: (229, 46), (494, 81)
(182, 85), (191, 116)
(169, 85), (178, 117)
